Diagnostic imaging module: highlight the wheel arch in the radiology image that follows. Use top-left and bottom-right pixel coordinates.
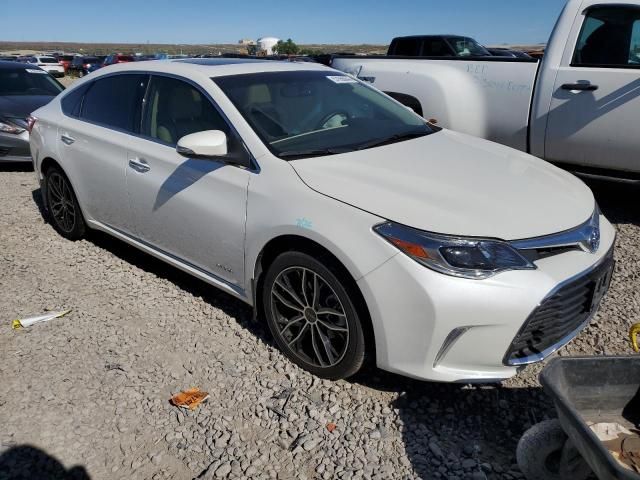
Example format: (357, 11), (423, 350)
(384, 91), (424, 117)
(253, 234), (376, 363)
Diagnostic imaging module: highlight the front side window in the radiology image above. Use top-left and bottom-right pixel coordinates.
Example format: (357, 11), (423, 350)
(573, 6), (640, 66)
(445, 37), (491, 57)
(422, 39), (451, 56)
(0, 68), (64, 96)
(141, 75), (229, 146)
(81, 74), (147, 131)
(214, 70), (435, 159)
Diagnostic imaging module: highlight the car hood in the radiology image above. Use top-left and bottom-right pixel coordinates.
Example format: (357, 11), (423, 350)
(291, 130), (595, 240)
(0, 95), (56, 119)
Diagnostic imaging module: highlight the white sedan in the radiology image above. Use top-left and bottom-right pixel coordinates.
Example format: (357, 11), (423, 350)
(29, 59), (615, 382)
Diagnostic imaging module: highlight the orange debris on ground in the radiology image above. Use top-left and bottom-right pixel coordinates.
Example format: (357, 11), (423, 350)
(170, 388), (210, 411)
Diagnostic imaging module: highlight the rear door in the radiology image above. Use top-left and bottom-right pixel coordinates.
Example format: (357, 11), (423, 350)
(544, 3), (640, 173)
(124, 74), (250, 287)
(59, 73), (148, 233)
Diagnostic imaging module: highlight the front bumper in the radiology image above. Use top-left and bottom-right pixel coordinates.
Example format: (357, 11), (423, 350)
(0, 130), (31, 162)
(357, 215), (616, 383)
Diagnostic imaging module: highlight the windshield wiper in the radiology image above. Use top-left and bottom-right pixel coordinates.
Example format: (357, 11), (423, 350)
(355, 131), (429, 151)
(278, 147), (352, 160)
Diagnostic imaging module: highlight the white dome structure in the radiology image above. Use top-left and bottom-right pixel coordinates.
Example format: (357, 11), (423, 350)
(257, 37), (280, 55)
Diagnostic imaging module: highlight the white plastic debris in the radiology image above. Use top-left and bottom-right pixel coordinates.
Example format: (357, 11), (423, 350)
(12, 310), (71, 329)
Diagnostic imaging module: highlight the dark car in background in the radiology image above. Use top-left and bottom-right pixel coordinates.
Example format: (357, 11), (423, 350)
(103, 54), (134, 66)
(387, 35), (492, 57)
(487, 47), (533, 58)
(0, 61), (64, 162)
(68, 55), (101, 77)
(87, 55), (107, 73)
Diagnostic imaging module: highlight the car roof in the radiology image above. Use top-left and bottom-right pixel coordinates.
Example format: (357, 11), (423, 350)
(84, 57), (332, 79)
(0, 60), (39, 69)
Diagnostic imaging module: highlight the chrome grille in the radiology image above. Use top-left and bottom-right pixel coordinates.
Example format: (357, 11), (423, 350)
(504, 249), (614, 365)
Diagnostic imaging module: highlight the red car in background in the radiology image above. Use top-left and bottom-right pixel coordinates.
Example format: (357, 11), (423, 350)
(57, 55), (75, 73)
(103, 54), (134, 66)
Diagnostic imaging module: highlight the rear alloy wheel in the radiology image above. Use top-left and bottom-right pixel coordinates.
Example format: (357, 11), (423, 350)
(262, 252), (366, 379)
(44, 166), (86, 240)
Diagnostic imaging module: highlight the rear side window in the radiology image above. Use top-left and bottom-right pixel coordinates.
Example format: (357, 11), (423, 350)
(390, 38), (421, 56)
(61, 83), (90, 118)
(573, 6), (640, 67)
(141, 75), (229, 146)
(81, 74), (147, 132)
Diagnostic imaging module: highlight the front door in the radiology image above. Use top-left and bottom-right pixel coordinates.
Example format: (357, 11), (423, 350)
(545, 3), (640, 173)
(125, 74), (250, 287)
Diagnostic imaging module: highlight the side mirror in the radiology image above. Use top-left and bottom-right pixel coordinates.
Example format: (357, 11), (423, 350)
(176, 130), (228, 158)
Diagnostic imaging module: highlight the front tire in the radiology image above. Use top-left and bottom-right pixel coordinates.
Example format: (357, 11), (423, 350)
(44, 165), (87, 240)
(262, 251), (366, 379)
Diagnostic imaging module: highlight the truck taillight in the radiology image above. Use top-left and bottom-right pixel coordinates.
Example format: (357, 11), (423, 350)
(26, 116), (37, 134)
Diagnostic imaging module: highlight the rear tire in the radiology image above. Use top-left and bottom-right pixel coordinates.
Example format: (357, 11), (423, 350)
(43, 165), (87, 240)
(262, 251), (366, 380)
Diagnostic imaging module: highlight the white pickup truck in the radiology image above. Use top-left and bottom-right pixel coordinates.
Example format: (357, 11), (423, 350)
(332, 0), (640, 176)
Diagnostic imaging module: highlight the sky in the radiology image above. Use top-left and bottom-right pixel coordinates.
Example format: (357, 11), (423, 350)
(3, 0), (567, 46)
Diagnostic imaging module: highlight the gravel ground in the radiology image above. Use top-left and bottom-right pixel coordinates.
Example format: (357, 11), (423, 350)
(0, 164), (638, 480)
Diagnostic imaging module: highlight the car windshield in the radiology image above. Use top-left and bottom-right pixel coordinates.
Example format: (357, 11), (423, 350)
(213, 70), (435, 159)
(0, 68), (64, 96)
(446, 37), (491, 56)
(39, 57), (58, 64)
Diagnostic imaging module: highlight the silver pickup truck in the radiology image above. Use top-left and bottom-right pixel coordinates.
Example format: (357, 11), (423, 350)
(332, 0), (640, 176)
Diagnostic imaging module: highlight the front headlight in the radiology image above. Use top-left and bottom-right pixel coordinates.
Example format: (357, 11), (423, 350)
(0, 118), (26, 134)
(374, 222), (536, 279)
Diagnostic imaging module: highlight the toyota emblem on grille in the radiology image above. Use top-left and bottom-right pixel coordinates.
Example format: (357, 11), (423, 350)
(580, 224), (600, 253)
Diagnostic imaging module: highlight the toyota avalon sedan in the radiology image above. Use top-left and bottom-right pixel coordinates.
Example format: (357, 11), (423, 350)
(29, 59), (615, 382)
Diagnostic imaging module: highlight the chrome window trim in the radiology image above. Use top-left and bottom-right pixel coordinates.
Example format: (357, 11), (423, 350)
(60, 70), (260, 173)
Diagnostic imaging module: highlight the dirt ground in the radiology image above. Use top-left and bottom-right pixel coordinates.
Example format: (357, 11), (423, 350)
(0, 163), (638, 480)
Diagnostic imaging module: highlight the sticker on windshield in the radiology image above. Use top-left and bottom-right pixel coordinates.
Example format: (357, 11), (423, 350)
(26, 69), (47, 74)
(326, 75), (357, 84)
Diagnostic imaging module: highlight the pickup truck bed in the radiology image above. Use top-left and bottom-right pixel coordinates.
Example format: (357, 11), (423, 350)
(332, 0), (640, 176)
(332, 56), (539, 151)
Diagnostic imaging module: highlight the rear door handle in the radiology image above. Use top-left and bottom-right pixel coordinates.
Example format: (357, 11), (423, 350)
(60, 134), (75, 145)
(561, 83), (599, 91)
(128, 157), (150, 173)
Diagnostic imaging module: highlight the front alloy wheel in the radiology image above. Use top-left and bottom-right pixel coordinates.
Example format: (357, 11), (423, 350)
(263, 252), (366, 379)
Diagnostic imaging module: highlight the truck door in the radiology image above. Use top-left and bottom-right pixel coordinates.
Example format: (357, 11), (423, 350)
(544, 3), (640, 174)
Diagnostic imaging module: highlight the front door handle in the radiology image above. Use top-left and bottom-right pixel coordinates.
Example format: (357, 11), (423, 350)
(561, 83), (599, 92)
(60, 134), (75, 145)
(128, 158), (150, 173)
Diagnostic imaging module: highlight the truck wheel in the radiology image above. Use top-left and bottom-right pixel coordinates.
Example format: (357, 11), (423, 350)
(517, 419), (591, 480)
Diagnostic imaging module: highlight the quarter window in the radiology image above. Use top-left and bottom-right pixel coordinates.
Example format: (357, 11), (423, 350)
(80, 74), (147, 132)
(141, 75), (229, 146)
(573, 6), (640, 67)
